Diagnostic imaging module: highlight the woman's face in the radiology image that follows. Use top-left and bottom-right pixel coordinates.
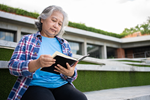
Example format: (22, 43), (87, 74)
(41, 11), (63, 38)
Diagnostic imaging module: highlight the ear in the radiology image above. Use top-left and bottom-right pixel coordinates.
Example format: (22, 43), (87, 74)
(41, 19), (44, 23)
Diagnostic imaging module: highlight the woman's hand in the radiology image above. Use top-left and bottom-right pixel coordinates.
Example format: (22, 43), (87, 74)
(54, 61), (78, 77)
(37, 55), (56, 68)
(28, 55), (56, 72)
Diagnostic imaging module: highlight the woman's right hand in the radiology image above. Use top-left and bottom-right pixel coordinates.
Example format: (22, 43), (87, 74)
(37, 55), (56, 68)
(28, 55), (56, 72)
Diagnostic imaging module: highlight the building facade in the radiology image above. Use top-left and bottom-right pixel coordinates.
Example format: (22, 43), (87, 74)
(0, 11), (150, 59)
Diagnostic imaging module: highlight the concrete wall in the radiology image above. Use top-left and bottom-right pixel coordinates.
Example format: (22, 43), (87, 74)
(1, 11), (150, 59)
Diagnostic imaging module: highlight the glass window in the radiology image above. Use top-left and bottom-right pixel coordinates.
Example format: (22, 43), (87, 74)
(68, 41), (82, 55)
(0, 30), (15, 42)
(125, 46), (150, 58)
(107, 47), (117, 59)
(21, 32), (30, 38)
(87, 44), (102, 58)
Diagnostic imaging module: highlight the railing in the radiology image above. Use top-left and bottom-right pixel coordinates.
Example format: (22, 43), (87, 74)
(127, 51), (150, 58)
(108, 51), (150, 59)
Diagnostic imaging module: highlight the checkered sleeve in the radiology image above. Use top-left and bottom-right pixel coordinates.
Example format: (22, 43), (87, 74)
(8, 36), (33, 77)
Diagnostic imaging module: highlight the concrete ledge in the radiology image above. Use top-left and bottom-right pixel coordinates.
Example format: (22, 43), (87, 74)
(84, 85), (150, 100)
(65, 27), (122, 43)
(73, 55), (150, 72)
(73, 54), (105, 65)
(1, 60), (150, 72)
(0, 61), (9, 69)
(0, 40), (17, 49)
(76, 64), (150, 72)
(0, 11), (37, 25)
(128, 95), (150, 100)
(1, 11), (150, 44)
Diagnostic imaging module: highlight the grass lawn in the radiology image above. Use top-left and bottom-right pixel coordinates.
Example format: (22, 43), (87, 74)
(116, 60), (142, 63)
(116, 60), (150, 67)
(78, 61), (99, 65)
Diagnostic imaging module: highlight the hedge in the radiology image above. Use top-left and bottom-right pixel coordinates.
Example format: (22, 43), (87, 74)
(73, 71), (150, 92)
(0, 4), (39, 19)
(1, 69), (150, 100)
(0, 48), (14, 61)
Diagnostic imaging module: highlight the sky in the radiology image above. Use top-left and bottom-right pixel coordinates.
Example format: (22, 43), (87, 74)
(0, 0), (150, 34)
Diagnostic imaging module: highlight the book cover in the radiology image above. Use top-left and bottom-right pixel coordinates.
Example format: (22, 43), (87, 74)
(41, 51), (78, 74)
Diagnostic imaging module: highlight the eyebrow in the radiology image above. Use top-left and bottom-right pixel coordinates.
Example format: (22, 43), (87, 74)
(52, 17), (63, 24)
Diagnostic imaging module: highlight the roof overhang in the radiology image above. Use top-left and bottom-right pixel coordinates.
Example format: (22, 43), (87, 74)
(0, 11), (150, 44)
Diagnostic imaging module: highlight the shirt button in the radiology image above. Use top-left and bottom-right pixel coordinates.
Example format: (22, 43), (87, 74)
(17, 96), (21, 99)
(34, 52), (37, 55)
(38, 43), (40, 45)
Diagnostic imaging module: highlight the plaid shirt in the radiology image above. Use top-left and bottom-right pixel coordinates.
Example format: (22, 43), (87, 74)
(7, 32), (77, 100)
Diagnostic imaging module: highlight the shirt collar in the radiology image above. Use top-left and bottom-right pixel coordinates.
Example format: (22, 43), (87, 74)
(55, 36), (64, 44)
(35, 31), (65, 44)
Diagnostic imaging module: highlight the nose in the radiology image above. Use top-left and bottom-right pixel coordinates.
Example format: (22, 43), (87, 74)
(53, 23), (59, 28)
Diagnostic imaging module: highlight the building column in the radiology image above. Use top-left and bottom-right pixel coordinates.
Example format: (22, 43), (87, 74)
(82, 39), (87, 55)
(17, 27), (21, 43)
(102, 43), (107, 59)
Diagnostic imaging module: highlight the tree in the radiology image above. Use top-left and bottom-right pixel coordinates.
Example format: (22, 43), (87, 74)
(135, 25), (140, 31)
(121, 17), (150, 36)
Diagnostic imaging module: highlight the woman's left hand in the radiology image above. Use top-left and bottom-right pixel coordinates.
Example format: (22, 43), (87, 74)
(54, 61), (78, 77)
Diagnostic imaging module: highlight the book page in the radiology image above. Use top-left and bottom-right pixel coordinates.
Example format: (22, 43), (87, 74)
(52, 51), (77, 61)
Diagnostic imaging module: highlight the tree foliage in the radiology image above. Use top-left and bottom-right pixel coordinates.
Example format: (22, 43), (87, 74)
(121, 17), (150, 36)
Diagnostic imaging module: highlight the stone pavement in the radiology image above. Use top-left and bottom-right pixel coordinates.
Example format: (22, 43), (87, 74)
(84, 85), (150, 100)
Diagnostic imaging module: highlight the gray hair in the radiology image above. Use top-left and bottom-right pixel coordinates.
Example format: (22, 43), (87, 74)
(35, 5), (68, 37)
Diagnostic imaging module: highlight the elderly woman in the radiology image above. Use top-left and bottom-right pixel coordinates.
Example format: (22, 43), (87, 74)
(7, 5), (87, 100)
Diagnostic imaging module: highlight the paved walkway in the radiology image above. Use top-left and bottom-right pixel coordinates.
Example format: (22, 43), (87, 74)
(84, 85), (150, 100)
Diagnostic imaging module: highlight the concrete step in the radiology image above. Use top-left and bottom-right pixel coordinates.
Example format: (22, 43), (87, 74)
(84, 85), (150, 100)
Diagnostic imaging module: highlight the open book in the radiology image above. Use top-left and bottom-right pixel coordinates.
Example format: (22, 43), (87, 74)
(41, 51), (89, 74)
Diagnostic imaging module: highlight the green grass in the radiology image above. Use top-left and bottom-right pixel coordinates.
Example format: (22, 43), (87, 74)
(78, 61), (99, 65)
(73, 71), (150, 92)
(0, 48), (14, 61)
(116, 60), (142, 63)
(0, 69), (17, 100)
(128, 64), (150, 67)
(116, 60), (150, 67)
(1, 69), (150, 100)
